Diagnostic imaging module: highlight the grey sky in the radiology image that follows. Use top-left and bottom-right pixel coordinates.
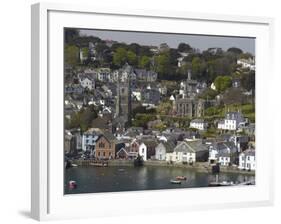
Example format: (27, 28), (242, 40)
(80, 29), (255, 55)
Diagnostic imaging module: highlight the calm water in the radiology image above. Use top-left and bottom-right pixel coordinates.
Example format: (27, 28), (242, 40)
(64, 166), (255, 194)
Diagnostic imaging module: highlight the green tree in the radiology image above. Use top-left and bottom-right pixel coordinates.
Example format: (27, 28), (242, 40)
(64, 44), (79, 65)
(191, 57), (206, 80)
(227, 47), (243, 55)
(178, 43), (192, 52)
(241, 70), (255, 91)
(69, 105), (98, 132)
(214, 76), (232, 93)
(113, 47), (127, 67)
(155, 52), (171, 75)
(127, 50), (137, 66)
(156, 101), (172, 115)
(139, 55), (151, 70)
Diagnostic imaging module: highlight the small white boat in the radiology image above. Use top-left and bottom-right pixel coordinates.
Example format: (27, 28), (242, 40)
(170, 179), (181, 184)
(71, 163), (78, 167)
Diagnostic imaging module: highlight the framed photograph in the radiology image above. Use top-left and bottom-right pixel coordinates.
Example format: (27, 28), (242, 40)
(31, 2), (274, 221)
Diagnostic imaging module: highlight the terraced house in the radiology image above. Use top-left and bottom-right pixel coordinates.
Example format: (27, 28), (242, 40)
(95, 132), (116, 160)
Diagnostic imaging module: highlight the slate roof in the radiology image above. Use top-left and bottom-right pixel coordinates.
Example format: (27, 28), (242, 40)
(156, 141), (176, 153)
(97, 131), (116, 143)
(185, 140), (209, 152)
(174, 141), (195, 153)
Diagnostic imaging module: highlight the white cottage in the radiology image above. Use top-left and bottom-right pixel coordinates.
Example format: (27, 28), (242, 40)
(217, 112), (245, 131)
(79, 76), (95, 90)
(82, 128), (102, 153)
(138, 142), (147, 161)
(190, 119), (208, 130)
(166, 141), (196, 164)
(155, 141), (175, 161)
(239, 149), (256, 171)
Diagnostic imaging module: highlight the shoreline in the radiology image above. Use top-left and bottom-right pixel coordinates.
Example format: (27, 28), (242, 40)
(72, 159), (255, 175)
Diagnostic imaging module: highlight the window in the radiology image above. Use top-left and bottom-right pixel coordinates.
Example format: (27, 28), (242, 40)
(103, 152), (105, 157)
(99, 142), (105, 148)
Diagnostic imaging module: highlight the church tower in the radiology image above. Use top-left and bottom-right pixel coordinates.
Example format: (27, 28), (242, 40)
(115, 64), (132, 127)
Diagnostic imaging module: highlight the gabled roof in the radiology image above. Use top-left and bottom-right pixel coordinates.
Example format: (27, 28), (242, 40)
(185, 140), (209, 152)
(140, 139), (158, 148)
(117, 147), (129, 156)
(156, 141), (176, 153)
(84, 128), (103, 135)
(174, 141), (195, 153)
(97, 131), (116, 143)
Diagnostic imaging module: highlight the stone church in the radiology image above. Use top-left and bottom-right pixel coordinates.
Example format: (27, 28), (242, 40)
(174, 71), (212, 118)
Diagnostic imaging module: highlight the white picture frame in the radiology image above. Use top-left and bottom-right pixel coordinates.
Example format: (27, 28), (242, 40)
(31, 2), (275, 221)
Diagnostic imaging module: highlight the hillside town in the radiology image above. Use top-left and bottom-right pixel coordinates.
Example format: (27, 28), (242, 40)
(64, 29), (256, 176)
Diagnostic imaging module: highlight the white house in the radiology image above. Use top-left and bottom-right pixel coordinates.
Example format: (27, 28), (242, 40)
(155, 141), (175, 161)
(218, 151), (231, 166)
(190, 119), (208, 130)
(208, 141), (237, 166)
(79, 76), (95, 90)
(138, 142), (147, 161)
(237, 58), (255, 71)
(208, 145), (218, 164)
(239, 149), (256, 171)
(217, 112), (245, 130)
(166, 141), (196, 164)
(97, 68), (111, 82)
(82, 128), (102, 154)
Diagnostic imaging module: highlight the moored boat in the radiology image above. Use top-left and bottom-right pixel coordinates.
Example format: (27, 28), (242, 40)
(68, 180), (77, 189)
(170, 179), (181, 184)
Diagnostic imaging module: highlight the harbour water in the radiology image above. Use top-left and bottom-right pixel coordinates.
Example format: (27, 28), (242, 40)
(64, 166), (255, 194)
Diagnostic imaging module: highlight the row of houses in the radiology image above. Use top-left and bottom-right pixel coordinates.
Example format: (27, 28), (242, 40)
(77, 66), (157, 85)
(188, 111), (251, 132)
(65, 127), (255, 170)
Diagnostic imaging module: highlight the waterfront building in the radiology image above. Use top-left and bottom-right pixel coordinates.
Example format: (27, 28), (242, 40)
(82, 128), (102, 152)
(208, 141), (238, 166)
(95, 132), (116, 160)
(166, 141), (196, 164)
(238, 148), (256, 171)
(155, 141), (175, 161)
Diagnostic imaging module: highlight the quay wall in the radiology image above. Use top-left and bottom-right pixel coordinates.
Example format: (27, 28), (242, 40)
(72, 159), (255, 175)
